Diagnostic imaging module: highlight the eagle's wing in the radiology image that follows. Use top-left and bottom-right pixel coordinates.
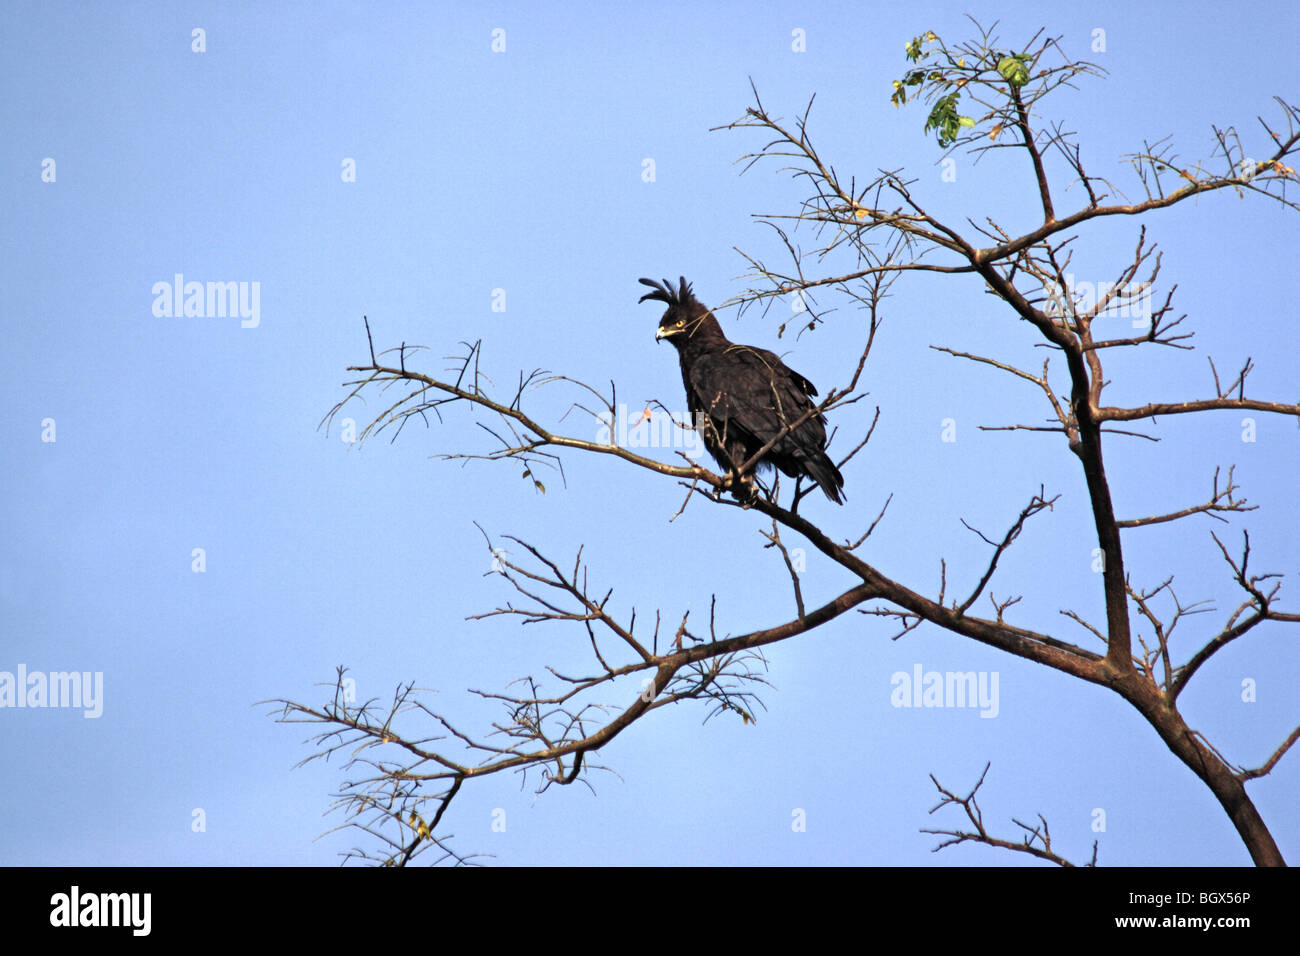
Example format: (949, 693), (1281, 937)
(687, 345), (826, 459)
(744, 346), (819, 398)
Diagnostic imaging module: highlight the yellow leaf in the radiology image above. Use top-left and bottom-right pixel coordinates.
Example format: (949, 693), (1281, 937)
(989, 123), (1004, 141)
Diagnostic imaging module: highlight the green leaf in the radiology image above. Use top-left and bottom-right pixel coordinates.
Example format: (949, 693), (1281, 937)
(997, 54), (1030, 88)
(925, 90), (968, 147)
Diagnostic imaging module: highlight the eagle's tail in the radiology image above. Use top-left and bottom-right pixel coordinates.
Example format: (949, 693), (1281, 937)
(805, 452), (846, 504)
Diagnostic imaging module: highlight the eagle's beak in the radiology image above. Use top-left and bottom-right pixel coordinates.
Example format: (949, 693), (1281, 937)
(655, 327), (675, 342)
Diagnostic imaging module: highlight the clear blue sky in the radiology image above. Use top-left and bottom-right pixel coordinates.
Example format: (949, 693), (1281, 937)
(2, 1), (1296, 866)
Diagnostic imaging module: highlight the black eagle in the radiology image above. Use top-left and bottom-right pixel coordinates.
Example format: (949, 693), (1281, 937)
(639, 276), (845, 504)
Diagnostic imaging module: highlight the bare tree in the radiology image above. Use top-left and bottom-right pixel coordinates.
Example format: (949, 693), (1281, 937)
(269, 22), (1299, 866)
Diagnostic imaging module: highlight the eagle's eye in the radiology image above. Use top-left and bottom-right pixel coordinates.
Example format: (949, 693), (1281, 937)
(674, 320), (686, 328)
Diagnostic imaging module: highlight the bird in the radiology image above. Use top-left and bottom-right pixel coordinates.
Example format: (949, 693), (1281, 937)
(639, 276), (845, 504)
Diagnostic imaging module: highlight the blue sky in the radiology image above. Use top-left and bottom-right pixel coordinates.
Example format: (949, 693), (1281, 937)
(2, 1), (1297, 866)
